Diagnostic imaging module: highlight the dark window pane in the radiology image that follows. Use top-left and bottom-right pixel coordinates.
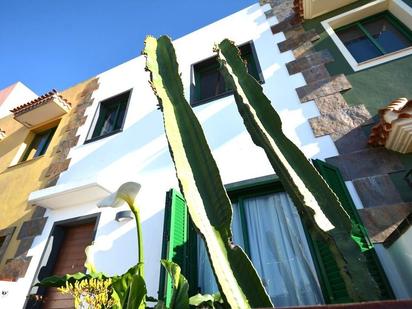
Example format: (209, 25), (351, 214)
(21, 127), (57, 161)
(363, 17), (412, 53)
(199, 68), (226, 100)
(240, 44), (260, 81)
(337, 25), (382, 62)
(35, 128), (56, 157)
(91, 91), (130, 139)
(115, 101), (127, 130)
(193, 42), (262, 103)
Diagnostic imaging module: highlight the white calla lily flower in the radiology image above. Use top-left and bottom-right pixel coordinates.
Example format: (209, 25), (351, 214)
(97, 182), (141, 209)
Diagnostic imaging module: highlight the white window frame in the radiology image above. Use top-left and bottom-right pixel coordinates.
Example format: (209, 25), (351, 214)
(321, 0), (412, 71)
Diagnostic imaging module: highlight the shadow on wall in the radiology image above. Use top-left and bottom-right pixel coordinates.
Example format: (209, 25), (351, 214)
(93, 206), (165, 280)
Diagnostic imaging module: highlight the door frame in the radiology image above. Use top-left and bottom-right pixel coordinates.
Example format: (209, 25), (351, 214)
(24, 212), (101, 309)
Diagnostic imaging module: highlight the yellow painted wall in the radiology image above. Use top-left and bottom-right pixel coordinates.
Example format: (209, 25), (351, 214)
(304, 0), (358, 19)
(0, 78), (98, 265)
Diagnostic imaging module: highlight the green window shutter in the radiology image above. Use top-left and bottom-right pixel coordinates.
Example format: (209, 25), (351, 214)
(159, 189), (188, 306)
(311, 159), (394, 302)
(159, 189), (198, 304)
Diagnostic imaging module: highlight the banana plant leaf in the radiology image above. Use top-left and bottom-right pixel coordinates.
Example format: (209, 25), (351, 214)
(215, 38), (380, 301)
(144, 35), (273, 308)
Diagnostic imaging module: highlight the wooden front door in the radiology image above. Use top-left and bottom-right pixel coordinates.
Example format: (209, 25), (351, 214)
(42, 222), (95, 309)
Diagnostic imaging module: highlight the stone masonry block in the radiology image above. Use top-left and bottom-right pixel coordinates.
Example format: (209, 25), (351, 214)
(301, 64), (330, 84)
(286, 50), (334, 75)
(17, 217), (47, 240)
(353, 175), (404, 208)
(0, 256), (32, 281)
(55, 136), (80, 155)
(309, 105), (371, 140)
(31, 206), (46, 219)
(45, 159), (71, 179)
(271, 16), (296, 34)
(326, 148), (405, 181)
(296, 74), (351, 103)
(278, 30), (319, 52)
(335, 126), (370, 155)
(65, 116), (87, 132)
(313, 93), (348, 115)
(358, 203), (412, 243)
(15, 237), (35, 257)
(292, 40), (314, 58)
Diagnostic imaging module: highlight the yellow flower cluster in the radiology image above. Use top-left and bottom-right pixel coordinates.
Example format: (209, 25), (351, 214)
(58, 278), (117, 309)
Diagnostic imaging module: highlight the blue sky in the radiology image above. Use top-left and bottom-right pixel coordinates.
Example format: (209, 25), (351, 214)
(0, 0), (256, 94)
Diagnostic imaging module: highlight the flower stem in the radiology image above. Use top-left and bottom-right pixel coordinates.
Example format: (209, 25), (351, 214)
(130, 203), (145, 279)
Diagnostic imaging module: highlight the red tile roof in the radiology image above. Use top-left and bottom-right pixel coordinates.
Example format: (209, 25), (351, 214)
(10, 89), (70, 116)
(368, 98), (412, 146)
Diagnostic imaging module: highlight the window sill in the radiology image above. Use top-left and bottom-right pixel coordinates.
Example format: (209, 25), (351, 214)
(84, 129), (123, 144)
(354, 46), (412, 69)
(7, 155), (45, 170)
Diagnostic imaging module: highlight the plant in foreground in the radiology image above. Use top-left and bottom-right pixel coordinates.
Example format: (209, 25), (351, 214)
(214, 38), (380, 301)
(58, 278), (115, 309)
(144, 34), (273, 309)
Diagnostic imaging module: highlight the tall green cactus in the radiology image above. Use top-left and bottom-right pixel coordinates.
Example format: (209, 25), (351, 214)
(215, 39), (380, 301)
(144, 35), (273, 309)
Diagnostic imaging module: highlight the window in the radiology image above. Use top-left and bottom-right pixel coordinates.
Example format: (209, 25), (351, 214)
(160, 183), (324, 307)
(20, 126), (57, 162)
(191, 42), (263, 105)
(322, 0), (412, 71)
(336, 12), (412, 63)
(87, 90), (131, 142)
(197, 188), (324, 307)
(161, 168), (394, 306)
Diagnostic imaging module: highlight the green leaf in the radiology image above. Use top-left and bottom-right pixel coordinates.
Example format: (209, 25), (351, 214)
(161, 260), (189, 309)
(126, 274), (146, 309)
(144, 35), (273, 309)
(189, 293), (215, 306)
(36, 271), (107, 288)
(215, 38), (381, 301)
(189, 293), (227, 309)
(111, 264), (142, 308)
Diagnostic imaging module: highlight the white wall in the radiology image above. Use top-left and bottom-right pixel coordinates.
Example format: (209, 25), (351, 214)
(6, 3), (340, 307)
(0, 82), (37, 118)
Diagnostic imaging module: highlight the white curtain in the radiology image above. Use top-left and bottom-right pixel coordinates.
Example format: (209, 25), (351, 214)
(197, 192), (324, 306)
(243, 192), (323, 306)
(197, 202), (246, 294)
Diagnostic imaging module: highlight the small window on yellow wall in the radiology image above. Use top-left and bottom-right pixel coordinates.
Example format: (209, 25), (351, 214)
(20, 126), (57, 162)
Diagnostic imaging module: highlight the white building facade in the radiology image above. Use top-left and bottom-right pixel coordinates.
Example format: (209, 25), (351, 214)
(2, 2), (400, 308)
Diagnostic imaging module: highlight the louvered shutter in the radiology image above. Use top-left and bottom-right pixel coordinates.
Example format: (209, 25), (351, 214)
(311, 159), (394, 303)
(159, 189), (189, 306)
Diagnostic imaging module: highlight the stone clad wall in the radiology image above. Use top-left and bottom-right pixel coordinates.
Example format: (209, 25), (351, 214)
(258, 0), (412, 244)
